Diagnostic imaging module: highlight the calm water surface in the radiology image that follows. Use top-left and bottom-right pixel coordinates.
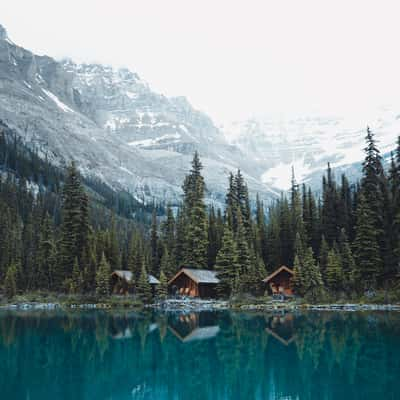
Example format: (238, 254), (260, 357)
(0, 310), (399, 399)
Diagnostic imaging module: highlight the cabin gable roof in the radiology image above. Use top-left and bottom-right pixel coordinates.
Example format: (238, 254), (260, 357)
(111, 270), (160, 285)
(263, 266), (294, 283)
(168, 268), (220, 285)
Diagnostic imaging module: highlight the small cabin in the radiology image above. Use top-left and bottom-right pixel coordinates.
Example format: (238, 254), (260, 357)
(263, 266), (294, 296)
(111, 270), (160, 295)
(168, 268), (220, 298)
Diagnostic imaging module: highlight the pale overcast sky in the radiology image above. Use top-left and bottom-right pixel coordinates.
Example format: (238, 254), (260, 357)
(1, 0), (400, 124)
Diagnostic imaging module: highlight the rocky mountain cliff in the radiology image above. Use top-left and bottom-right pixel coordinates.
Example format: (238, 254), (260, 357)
(0, 24), (275, 206)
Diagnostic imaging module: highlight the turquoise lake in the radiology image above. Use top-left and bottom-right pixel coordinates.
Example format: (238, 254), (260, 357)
(0, 310), (399, 399)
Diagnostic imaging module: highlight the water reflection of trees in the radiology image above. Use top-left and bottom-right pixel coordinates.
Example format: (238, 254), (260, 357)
(0, 311), (399, 399)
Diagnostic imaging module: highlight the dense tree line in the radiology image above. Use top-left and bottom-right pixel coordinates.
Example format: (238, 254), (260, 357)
(1, 125), (400, 301)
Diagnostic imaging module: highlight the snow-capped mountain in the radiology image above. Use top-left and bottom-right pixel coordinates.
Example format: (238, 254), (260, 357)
(0, 24), (275, 205)
(224, 110), (400, 190)
(1, 22), (399, 203)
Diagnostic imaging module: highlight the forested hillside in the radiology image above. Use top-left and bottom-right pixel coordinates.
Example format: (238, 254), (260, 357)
(1, 124), (399, 302)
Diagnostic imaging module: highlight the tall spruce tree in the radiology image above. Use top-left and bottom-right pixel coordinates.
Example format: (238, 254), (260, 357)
(182, 152), (208, 268)
(235, 170), (252, 243)
(136, 263), (152, 303)
(60, 162), (86, 281)
(150, 209), (160, 276)
(235, 210), (252, 291)
(303, 248), (325, 302)
(215, 226), (239, 297)
(360, 127), (388, 282)
(37, 213), (57, 290)
(292, 255), (306, 296)
(156, 270), (168, 300)
(321, 163), (339, 245)
(319, 235), (329, 281)
(255, 195), (268, 267)
(325, 248), (343, 293)
(353, 192), (382, 290)
(96, 253), (111, 297)
(338, 228), (357, 288)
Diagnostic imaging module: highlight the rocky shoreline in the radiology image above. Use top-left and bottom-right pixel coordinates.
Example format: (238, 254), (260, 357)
(1, 299), (400, 312)
(0, 302), (113, 311)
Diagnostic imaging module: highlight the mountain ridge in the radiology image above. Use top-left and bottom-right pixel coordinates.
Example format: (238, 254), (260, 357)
(0, 23), (276, 206)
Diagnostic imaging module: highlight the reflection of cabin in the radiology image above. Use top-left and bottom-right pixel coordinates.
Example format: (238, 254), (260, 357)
(111, 270), (160, 295)
(263, 266), (294, 296)
(168, 312), (220, 342)
(265, 313), (295, 346)
(168, 268), (219, 298)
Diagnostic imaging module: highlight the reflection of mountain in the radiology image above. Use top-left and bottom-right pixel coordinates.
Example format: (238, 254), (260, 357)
(265, 314), (295, 346)
(168, 312), (220, 343)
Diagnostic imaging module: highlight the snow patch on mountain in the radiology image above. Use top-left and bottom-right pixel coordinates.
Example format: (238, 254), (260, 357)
(128, 133), (181, 148)
(42, 89), (75, 113)
(225, 107), (400, 191)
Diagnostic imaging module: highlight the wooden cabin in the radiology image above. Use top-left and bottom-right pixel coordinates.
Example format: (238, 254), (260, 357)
(168, 268), (220, 298)
(263, 266), (294, 296)
(111, 270), (160, 295)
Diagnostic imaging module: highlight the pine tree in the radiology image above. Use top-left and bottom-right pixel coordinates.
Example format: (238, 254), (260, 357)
(353, 192), (382, 290)
(207, 205), (219, 268)
(338, 174), (353, 236)
(70, 257), (83, 294)
(266, 206), (281, 269)
(4, 263), (18, 298)
(160, 245), (176, 279)
(59, 161), (86, 279)
(361, 127), (390, 282)
(291, 168), (306, 246)
(321, 163), (339, 245)
(235, 170), (252, 242)
(292, 255), (306, 296)
(37, 213), (56, 290)
(235, 210), (252, 292)
(182, 152), (208, 268)
(156, 270), (168, 300)
(304, 248), (325, 302)
(255, 195), (268, 267)
(279, 196), (293, 266)
(325, 249), (343, 292)
(215, 226), (239, 297)
(136, 263), (152, 303)
(338, 228), (357, 288)
(162, 204), (176, 265)
(150, 209), (159, 276)
(225, 172), (237, 231)
(107, 215), (121, 271)
(96, 253), (111, 297)
(77, 189), (90, 271)
(319, 235), (329, 280)
(292, 247), (324, 300)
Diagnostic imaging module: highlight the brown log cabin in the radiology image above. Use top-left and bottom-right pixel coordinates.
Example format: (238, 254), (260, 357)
(168, 268), (220, 298)
(111, 270), (160, 295)
(263, 266), (294, 296)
